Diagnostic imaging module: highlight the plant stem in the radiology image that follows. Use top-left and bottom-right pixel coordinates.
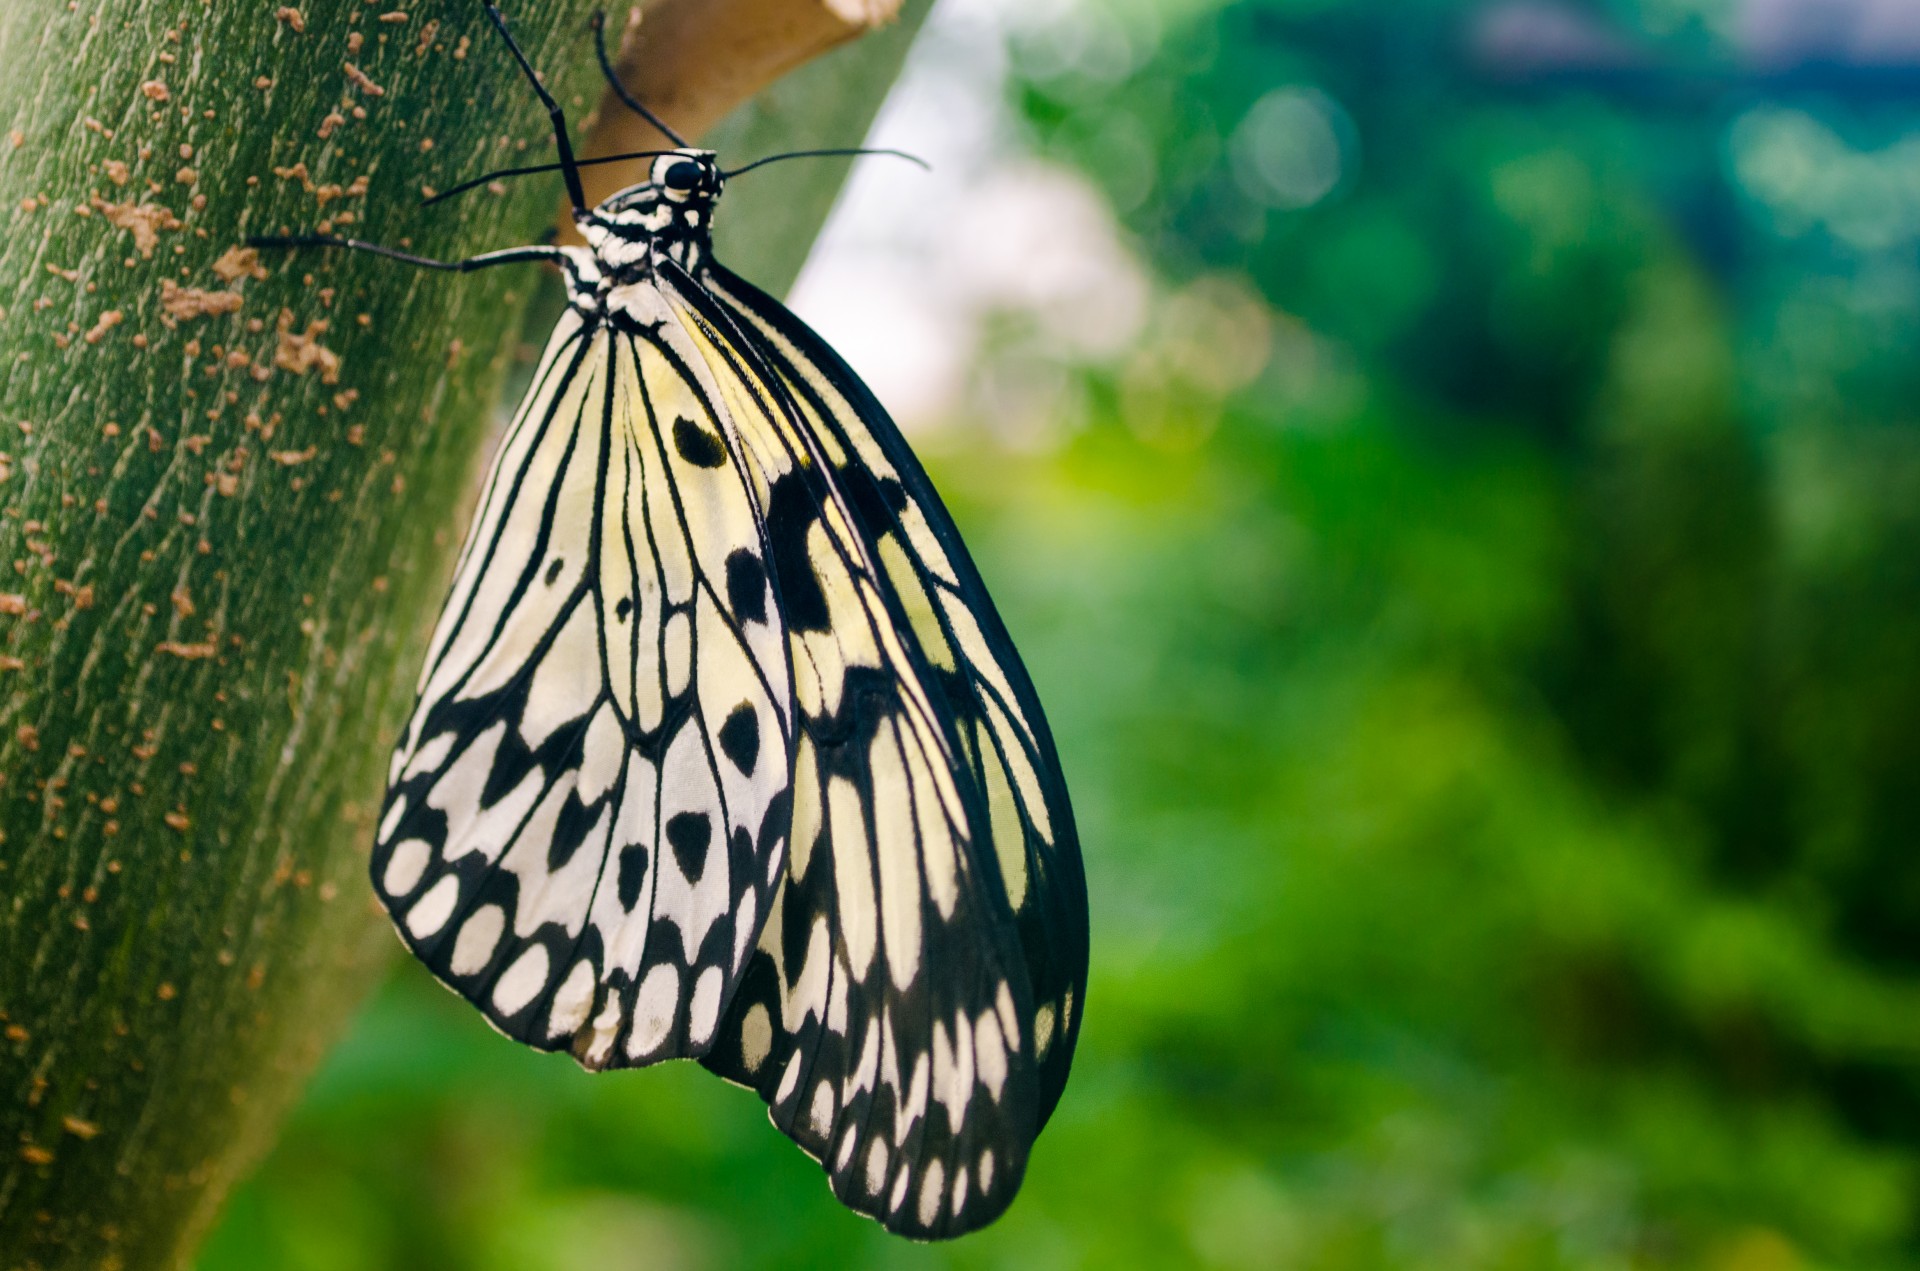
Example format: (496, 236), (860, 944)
(0, 1), (925, 1265)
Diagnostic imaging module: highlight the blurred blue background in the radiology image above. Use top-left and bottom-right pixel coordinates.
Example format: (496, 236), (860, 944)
(200, 1), (1920, 1266)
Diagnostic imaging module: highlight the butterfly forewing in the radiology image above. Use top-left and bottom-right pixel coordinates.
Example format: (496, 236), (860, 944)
(374, 294), (794, 1069)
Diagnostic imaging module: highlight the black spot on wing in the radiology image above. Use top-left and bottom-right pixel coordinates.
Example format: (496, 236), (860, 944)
(617, 843), (649, 910)
(616, 595), (634, 623)
(764, 470), (829, 632)
(478, 719), (537, 807)
(840, 467), (909, 541)
(672, 415), (727, 469)
(728, 826), (755, 898)
(544, 557), (565, 586)
(718, 703), (760, 775)
(666, 809), (712, 882)
(781, 833), (825, 985)
(546, 789), (599, 871)
(725, 549), (767, 625)
(757, 787), (791, 856)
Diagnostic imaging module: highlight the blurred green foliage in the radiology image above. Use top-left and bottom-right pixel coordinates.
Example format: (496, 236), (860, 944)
(199, 1), (1920, 1268)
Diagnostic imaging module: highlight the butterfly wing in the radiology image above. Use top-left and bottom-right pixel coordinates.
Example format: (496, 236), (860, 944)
(373, 289), (794, 1070)
(704, 265), (1090, 1122)
(659, 263), (1089, 1237)
(372, 253), (1085, 1240)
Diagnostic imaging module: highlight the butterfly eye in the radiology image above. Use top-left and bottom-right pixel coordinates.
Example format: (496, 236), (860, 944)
(662, 161), (703, 193)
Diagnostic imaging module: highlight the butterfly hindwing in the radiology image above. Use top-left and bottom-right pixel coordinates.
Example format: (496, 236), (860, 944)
(656, 265), (1086, 1236)
(700, 266), (1090, 1129)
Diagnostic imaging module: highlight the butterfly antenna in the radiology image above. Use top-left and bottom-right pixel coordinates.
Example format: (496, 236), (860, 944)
(590, 11), (688, 148)
(722, 148), (930, 179)
(424, 148), (680, 207)
(482, 2), (588, 214)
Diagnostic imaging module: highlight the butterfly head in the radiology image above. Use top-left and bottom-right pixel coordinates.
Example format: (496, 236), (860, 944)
(585, 148), (724, 276)
(650, 150), (724, 204)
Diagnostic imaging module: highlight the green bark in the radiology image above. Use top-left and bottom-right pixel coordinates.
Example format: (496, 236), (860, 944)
(0, 2), (926, 1267)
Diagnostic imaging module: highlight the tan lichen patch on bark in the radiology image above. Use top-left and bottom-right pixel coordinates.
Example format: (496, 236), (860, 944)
(212, 247), (267, 283)
(91, 198), (182, 259)
(342, 64), (385, 97)
(273, 315), (340, 383)
(271, 164), (370, 207)
(312, 175), (369, 206)
(159, 281), (242, 321)
(82, 312), (123, 345)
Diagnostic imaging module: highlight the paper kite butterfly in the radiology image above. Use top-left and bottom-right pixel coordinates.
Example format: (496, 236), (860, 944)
(254, 3), (1087, 1239)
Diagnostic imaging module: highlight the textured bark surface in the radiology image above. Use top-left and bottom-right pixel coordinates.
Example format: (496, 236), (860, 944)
(0, 2), (926, 1267)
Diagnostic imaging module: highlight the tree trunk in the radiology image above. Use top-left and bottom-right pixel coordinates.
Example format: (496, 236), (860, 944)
(0, 1), (926, 1266)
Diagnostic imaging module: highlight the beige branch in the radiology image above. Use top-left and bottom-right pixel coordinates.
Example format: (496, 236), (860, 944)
(561, 0), (903, 239)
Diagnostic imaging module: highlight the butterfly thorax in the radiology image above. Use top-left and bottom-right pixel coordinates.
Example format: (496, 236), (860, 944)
(578, 148), (723, 284)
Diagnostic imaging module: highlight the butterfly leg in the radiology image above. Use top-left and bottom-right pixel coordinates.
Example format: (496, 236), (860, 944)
(247, 236), (566, 274)
(481, 3), (588, 214)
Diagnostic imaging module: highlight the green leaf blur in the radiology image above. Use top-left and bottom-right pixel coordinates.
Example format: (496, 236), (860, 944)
(200, 2), (1920, 1268)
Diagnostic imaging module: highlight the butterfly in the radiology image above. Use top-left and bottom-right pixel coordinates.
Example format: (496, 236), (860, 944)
(254, 4), (1087, 1240)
